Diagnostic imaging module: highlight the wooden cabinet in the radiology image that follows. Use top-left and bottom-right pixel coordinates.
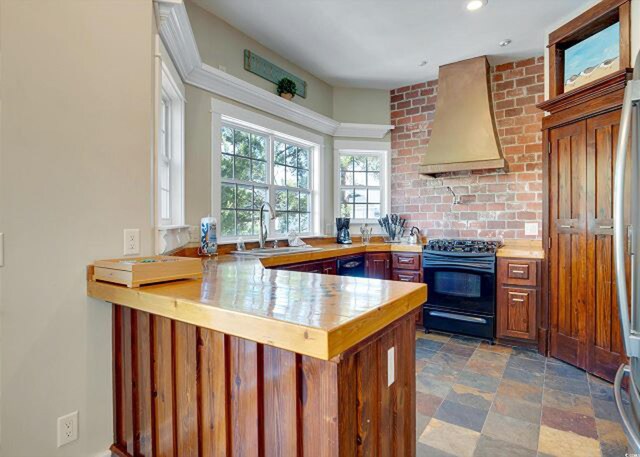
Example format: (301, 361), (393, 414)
(392, 270), (421, 283)
(392, 253), (421, 271)
(366, 253), (391, 280)
(321, 259), (337, 275)
(504, 260), (537, 286)
(497, 258), (540, 343)
(390, 253), (424, 326)
(498, 287), (537, 341)
(544, 107), (631, 381)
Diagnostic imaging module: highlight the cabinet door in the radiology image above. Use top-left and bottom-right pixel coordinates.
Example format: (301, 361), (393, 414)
(548, 120), (589, 369)
(322, 260), (337, 275)
(497, 287), (537, 341)
(366, 253), (390, 280)
(305, 261), (324, 274)
(585, 109), (630, 381)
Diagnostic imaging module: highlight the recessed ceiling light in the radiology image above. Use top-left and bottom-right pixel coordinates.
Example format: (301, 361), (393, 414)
(499, 39), (512, 47)
(418, 60), (428, 67)
(466, 0), (487, 11)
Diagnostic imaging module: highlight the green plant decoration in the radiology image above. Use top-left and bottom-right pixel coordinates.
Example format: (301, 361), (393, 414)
(277, 78), (297, 98)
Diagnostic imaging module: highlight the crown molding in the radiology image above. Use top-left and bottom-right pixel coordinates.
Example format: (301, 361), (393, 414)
(154, 0), (392, 139)
(334, 122), (394, 139)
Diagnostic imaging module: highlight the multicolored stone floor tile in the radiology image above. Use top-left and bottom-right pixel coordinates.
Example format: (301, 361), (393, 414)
(415, 330), (630, 457)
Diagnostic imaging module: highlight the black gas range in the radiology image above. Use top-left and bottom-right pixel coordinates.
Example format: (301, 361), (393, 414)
(422, 239), (502, 342)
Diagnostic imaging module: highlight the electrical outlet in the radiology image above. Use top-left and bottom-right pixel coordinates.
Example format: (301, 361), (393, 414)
(57, 411), (78, 447)
(387, 347), (395, 387)
(524, 222), (538, 236)
(123, 229), (140, 256)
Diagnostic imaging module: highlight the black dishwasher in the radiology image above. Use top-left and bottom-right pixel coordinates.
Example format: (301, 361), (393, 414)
(337, 255), (366, 277)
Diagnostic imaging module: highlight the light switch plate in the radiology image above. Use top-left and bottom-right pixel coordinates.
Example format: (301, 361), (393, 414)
(387, 347), (395, 387)
(123, 229), (140, 256)
(524, 222), (538, 236)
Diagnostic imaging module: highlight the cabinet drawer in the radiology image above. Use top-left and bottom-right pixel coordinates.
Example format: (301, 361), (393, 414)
(497, 287), (537, 341)
(499, 259), (537, 286)
(392, 253), (421, 271)
(391, 270), (421, 283)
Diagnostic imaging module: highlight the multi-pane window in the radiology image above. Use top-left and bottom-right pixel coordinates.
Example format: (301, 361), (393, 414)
(273, 140), (311, 234)
(219, 123), (313, 238)
(156, 64), (184, 228)
(220, 183), (267, 236)
(159, 97), (171, 222)
(339, 154), (382, 220)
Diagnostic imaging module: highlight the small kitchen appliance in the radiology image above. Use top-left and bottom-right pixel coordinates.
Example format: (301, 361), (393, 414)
(422, 239), (501, 342)
(336, 217), (352, 244)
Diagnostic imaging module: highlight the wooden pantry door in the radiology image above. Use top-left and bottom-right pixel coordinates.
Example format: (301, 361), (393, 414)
(548, 120), (589, 370)
(585, 109), (630, 381)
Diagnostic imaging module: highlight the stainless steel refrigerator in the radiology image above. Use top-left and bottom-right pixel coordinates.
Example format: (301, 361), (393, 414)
(614, 52), (640, 453)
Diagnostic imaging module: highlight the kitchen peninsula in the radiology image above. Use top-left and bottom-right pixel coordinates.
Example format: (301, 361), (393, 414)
(87, 243), (427, 457)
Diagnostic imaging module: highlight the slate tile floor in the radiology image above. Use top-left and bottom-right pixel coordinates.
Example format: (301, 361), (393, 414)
(414, 331), (630, 457)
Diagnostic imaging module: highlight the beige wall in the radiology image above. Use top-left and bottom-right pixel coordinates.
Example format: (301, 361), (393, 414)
(0, 1), (155, 455)
(186, 0), (334, 118)
(185, 85), (336, 235)
(182, 3), (392, 236)
(332, 87), (390, 125)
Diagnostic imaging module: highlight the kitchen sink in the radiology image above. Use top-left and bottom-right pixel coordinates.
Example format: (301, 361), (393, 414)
(231, 246), (323, 257)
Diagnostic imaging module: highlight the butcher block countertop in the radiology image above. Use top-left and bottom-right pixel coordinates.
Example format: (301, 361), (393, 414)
(497, 239), (544, 259)
(87, 243), (427, 360)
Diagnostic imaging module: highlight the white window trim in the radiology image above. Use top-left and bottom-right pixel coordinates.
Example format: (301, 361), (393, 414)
(334, 139), (391, 226)
(212, 99), (324, 243)
(157, 61), (185, 229)
(154, 34), (187, 255)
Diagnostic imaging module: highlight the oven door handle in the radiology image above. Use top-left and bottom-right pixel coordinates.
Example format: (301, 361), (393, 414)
(423, 262), (495, 273)
(428, 311), (488, 324)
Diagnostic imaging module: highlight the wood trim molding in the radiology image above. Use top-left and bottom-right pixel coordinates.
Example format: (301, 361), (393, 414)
(154, 0), (393, 139)
(548, 0), (629, 47)
(537, 69), (631, 114)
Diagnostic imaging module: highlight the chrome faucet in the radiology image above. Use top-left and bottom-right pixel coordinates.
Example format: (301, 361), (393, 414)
(258, 202), (277, 248)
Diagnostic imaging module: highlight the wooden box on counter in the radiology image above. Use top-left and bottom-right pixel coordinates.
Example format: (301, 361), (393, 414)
(93, 256), (202, 288)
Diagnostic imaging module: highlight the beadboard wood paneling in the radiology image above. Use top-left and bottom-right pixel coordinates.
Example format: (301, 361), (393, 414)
(110, 305), (418, 457)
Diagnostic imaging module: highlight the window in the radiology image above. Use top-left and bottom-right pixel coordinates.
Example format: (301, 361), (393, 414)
(159, 97), (171, 221)
(157, 63), (184, 227)
(338, 151), (386, 221)
(218, 122), (314, 238)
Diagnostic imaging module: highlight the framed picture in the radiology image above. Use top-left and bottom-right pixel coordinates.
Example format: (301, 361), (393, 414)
(546, 0), (630, 99)
(564, 22), (620, 92)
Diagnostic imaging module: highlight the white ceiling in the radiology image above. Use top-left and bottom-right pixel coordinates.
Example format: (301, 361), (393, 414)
(192, 0), (585, 89)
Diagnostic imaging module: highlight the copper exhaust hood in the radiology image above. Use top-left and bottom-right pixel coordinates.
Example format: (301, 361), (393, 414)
(420, 56), (506, 176)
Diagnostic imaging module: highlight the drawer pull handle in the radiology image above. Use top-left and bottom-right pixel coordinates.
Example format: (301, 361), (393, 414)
(560, 224), (573, 229)
(600, 225), (613, 229)
(511, 269), (525, 274)
(511, 298), (525, 302)
(399, 258), (412, 263)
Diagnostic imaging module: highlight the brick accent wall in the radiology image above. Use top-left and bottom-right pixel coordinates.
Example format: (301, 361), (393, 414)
(390, 56), (544, 240)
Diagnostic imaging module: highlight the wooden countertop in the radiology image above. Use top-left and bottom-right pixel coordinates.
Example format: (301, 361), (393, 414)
(87, 243), (427, 360)
(497, 239), (544, 259)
